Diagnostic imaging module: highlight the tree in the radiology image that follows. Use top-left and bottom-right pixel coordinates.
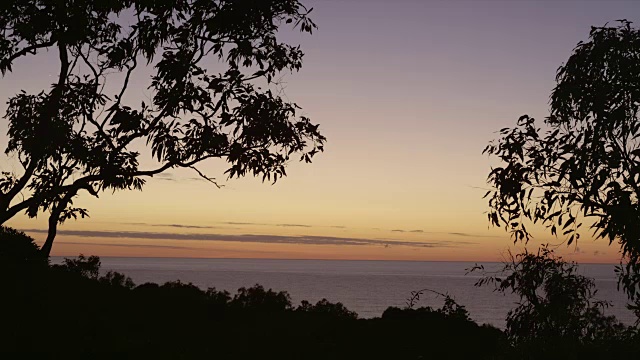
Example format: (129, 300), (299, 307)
(0, 0), (325, 255)
(470, 246), (634, 358)
(0, 225), (47, 269)
(483, 20), (640, 309)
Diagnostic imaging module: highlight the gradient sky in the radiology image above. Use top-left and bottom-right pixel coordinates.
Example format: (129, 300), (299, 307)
(3, 0), (640, 263)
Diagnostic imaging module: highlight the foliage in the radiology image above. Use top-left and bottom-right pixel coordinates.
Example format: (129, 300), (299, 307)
(297, 298), (358, 320)
(405, 288), (470, 321)
(0, 247), (505, 359)
(232, 284), (292, 312)
(470, 246), (637, 358)
(483, 20), (640, 306)
(0, 225), (47, 268)
(99, 270), (135, 289)
(0, 0), (325, 254)
(57, 254), (101, 279)
(3, 231), (636, 358)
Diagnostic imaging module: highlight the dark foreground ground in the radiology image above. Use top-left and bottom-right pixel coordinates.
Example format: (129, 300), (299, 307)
(3, 232), (640, 359)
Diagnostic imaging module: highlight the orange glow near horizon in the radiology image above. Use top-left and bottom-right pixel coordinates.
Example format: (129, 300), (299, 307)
(8, 213), (622, 264)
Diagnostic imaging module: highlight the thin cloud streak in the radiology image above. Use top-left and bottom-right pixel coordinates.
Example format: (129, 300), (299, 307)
(125, 221), (313, 229)
(448, 232), (486, 237)
(57, 241), (193, 250)
(121, 220), (353, 230)
(155, 224), (218, 229)
(151, 172), (207, 183)
(387, 229), (496, 238)
(277, 224), (312, 228)
(122, 222), (220, 229)
(23, 229), (476, 248)
(223, 221), (264, 226)
(122, 222), (494, 238)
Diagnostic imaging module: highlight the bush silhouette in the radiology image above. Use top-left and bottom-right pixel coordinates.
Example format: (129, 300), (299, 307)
(471, 246), (639, 359)
(297, 298), (358, 320)
(55, 254), (101, 279)
(0, 226), (47, 269)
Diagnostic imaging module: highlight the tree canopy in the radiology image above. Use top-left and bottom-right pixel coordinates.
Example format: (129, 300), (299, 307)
(483, 20), (640, 309)
(470, 246), (634, 358)
(0, 0), (325, 254)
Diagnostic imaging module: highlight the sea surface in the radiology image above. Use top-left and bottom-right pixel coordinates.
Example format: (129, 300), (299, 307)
(52, 257), (637, 328)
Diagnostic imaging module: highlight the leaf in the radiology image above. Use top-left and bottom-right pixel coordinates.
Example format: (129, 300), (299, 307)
(563, 216), (575, 230)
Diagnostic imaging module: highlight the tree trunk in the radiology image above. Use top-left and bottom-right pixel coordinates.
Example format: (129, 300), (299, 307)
(40, 187), (77, 256)
(40, 209), (61, 256)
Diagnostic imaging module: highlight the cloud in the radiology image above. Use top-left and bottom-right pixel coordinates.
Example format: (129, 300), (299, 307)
(387, 229), (495, 237)
(389, 229), (425, 233)
(276, 224), (312, 228)
(447, 232), (497, 238)
(154, 173), (176, 181)
(122, 222), (220, 229)
(451, 232), (503, 238)
(57, 241), (193, 250)
(154, 224), (218, 229)
(228, 222), (312, 228)
(124, 221), (321, 229)
(222, 221), (263, 226)
(151, 172), (211, 183)
(23, 229), (475, 249)
(123, 222), (493, 239)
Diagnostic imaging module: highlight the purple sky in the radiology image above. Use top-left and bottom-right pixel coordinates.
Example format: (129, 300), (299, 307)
(3, 0), (640, 261)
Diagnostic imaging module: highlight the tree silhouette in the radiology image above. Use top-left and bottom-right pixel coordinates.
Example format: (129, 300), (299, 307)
(483, 20), (640, 310)
(0, 0), (325, 254)
(470, 246), (634, 359)
(0, 225), (47, 269)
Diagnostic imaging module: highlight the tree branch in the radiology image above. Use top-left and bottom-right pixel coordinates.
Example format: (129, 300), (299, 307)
(189, 166), (222, 188)
(1, 40), (55, 73)
(0, 160), (38, 208)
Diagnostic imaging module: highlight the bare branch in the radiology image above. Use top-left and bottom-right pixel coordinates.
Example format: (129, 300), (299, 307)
(189, 166), (222, 188)
(0, 40), (55, 74)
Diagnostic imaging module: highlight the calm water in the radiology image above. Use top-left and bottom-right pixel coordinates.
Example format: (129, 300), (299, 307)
(52, 257), (636, 327)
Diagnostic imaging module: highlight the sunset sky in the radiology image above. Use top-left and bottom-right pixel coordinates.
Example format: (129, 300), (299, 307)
(2, 0), (639, 263)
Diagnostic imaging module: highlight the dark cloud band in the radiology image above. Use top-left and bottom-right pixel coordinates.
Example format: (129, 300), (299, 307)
(23, 229), (475, 248)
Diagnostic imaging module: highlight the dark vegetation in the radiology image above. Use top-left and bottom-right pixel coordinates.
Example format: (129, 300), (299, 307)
(484, 20), (640, 317)
(1, 227), (504, 359)
(483, 21), (640, 357)
(470, 246), (639, 359)
(2, 227), (639, 359)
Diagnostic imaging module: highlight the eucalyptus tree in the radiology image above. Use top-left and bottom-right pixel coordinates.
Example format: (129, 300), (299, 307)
(483, 21), (640, 314)
(0, 0), (325, 255)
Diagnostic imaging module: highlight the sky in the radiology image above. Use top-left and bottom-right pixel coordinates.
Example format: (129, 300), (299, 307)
(2, 0), (640, 263)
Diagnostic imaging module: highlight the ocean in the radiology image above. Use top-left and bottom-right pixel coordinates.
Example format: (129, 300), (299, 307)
(52, 257), (637, 328)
